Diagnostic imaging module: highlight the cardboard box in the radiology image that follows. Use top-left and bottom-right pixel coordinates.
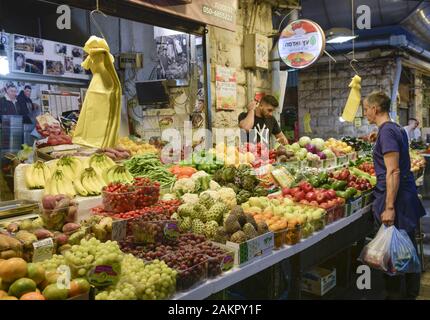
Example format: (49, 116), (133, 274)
(302, 267), (337, 296)
(225, 232), (274, 267)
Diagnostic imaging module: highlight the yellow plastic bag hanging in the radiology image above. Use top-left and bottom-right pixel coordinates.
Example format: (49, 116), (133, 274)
(304, 112), (312, 134)
(72, 36), (122, 148)
(341, 75), (362, 122)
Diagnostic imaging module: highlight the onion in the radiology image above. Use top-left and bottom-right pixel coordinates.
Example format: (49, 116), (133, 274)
(305, 144), (317, 154)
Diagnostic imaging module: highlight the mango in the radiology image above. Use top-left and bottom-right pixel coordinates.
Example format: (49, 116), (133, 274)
(42, 284), (68, 300)
(8, 278), (37, 298)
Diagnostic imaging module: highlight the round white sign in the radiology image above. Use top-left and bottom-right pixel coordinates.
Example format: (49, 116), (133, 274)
(278, 19), (326, 69)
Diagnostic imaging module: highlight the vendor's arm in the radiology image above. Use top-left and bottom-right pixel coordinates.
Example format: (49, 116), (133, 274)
(382, 151), (400, 226)
(272, 118), (288, 145)
(238, 101), (257, 132)
(275, 132), (289, 145)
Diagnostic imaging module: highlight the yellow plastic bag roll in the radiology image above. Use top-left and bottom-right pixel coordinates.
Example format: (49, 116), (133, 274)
(341, 75), (362, 122)
(72, 36), (122, 148)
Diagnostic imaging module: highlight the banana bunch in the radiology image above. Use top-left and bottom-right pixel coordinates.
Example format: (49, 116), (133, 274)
(45, 169), (77, 197)
(53, 156), (83, 180)
(77, 167), (107, 196)
(89, 153), (116, 177)
(103, 165), (134, 184)
(25, 161), (51, 189)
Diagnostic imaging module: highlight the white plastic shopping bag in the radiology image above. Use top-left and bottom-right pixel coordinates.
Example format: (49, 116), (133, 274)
(359, 225), (421, 275)
(359, 225), (394, 272)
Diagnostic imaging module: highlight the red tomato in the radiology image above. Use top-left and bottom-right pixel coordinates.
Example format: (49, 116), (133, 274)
(305, 191), (317, 202)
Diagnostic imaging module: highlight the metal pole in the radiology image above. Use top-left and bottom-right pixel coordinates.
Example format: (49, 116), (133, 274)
(203, 28), (212, 134)
(390, 56), (402, 121)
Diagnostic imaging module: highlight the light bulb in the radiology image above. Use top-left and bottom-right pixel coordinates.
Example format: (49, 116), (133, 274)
(0, 56), (9, 75)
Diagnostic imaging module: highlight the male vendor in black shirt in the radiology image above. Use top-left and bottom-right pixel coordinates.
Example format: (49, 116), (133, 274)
(238, 95), (288, 145)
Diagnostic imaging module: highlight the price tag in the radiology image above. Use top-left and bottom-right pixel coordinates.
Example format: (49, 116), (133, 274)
(350, 197), (362, 214)
(220, 254), (234, 271)
(87, 263), (121, 287)
(164, 222), (179, 240)
(32, 238), (54, 263)
(112, 219), (127, 241)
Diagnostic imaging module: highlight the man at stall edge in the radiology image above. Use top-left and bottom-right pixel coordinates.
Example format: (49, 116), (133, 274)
(238, 95), (289, 146)
(363, 91), (425, 299)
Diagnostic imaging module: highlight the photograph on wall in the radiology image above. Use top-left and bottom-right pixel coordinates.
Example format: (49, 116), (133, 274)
(10, 33), (89, 80)
(35, 39), (44, 55)
(64, 57), (74, 73)
(46, 60), (65, 75)
(73, 63), (84, 74)
(14, 35), (35, 52)
(72, 47), (83, 58)
(0, 80), (43, 127)
(25, 58), (44, 74)
(14, 52), (26, 71)
(55, 44), (67, 56)
(153, 34), (189, 85)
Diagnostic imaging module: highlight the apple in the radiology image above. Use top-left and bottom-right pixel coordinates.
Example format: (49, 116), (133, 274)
(309, 201), (318, 207)
(326, 190), (336, 200)
(294, 191), (306, 202)
(300, 199), (310, 205)
(299, 181), (313, 193)
(282, 188), (291, 196)
(320, 202), (330, 210)
(316, 193), (326, 204)
(305, 191), (317, 202)
(290, 187), (300, 196)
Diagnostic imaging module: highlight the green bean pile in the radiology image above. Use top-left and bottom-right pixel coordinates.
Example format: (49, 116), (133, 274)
(124, 154), (176, 189)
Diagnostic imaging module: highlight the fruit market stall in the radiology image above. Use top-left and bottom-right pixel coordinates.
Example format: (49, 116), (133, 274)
(0, 133), (392, 300)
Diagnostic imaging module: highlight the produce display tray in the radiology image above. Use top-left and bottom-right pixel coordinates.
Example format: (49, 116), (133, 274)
(0, 200), (39, 219)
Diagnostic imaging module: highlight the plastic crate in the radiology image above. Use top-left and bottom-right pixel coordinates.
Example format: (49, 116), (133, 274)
(273, 229), (287, 249)
(285, 225), (302, 245)
(129, 218), (179, 244)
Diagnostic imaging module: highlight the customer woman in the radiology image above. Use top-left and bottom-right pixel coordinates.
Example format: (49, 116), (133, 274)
(363, 91), (426, 299)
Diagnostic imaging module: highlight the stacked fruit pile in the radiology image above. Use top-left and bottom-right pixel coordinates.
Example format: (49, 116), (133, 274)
(118, 137), (159, 156)
(102, 179), (160, 213)
(0, 257), (90, 300)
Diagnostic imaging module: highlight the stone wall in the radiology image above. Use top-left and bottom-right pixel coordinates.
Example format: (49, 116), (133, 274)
(208, 1), (274, 130)
(298, 57), (396, 139)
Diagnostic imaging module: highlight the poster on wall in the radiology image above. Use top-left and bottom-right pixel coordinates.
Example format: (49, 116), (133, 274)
(153, 33), (190, 86)
(278, 19), (325, 69)
(12, 34), (90, 80)
(215, 65), (237, 111)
